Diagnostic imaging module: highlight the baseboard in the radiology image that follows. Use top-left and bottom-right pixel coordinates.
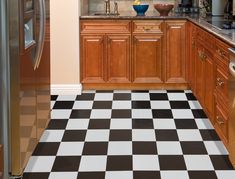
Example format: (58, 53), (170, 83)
(51, 84), (82, 95)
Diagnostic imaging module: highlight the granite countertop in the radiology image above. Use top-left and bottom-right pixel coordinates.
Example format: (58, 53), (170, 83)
(80, 11), (235, 47)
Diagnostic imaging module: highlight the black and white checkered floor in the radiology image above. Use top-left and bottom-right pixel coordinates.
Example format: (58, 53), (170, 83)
(23, 90), (235, 179)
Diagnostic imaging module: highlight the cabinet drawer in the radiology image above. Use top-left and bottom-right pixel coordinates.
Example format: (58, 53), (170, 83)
(215, 64), (228, 99)
(196, 27), (214, 51)
(133, 20), (163, 34)
(215, 39), (230, 61)
(80, 20), (131, 34)
(215, 103), (228, 143)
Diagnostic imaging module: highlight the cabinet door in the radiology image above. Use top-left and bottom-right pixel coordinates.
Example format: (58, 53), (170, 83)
(195, 44), (205, 103)
(107, 35), (131, 83)
(133, 35), (163, 83)
(204, 51), (214, 121)
(81, 35), (105, 83)
(165, 21), (186, 83)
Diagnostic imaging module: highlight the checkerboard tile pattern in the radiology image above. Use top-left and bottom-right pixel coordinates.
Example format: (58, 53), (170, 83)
(23, 90), (235, 179)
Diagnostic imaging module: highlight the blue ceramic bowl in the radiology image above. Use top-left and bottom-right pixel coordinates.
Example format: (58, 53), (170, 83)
(133, 4), (149, 16)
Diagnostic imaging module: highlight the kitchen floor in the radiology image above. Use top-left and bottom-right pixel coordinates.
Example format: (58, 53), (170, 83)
(22, 90), (235, 179)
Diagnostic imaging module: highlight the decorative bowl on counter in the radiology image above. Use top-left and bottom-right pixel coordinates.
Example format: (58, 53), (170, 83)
(154, 4), (174, 16)
(133, 4), (149, 16)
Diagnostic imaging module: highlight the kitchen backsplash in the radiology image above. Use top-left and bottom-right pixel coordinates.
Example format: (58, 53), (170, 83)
(84, 0), (175, 14)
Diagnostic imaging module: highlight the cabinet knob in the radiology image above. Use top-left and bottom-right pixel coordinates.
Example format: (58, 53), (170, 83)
(216, 116), (224, 125)
(216, 78), (224, 87)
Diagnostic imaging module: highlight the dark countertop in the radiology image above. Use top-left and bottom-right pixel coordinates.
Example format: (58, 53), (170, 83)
(80, 11), (235, 47)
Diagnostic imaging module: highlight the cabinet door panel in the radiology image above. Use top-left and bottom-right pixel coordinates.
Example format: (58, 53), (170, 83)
(133, 35), (163, 83)
(81, 35), (105, 83)
(165, 21), (186, 83)
(107, 35), (131, 83)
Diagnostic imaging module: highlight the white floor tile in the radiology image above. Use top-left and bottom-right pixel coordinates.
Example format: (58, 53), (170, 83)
(131, 93), (150, 101)
(195, 118), (214, 129)
(112, 101), (131, 109)
(90, 109), (112, 119)
(24, 156), (55, 172)
(184, 155), (214, 170)
(151, 101), (171, 109)
(153, 119), (176, 129)
(188, 101), (202, 109)
(132, 109), (152, 118)
(57, 95), (77, 101)
(49, 172), (77, 179)
(73, 101), (93, 109)
(172, 109), (194, 119)
(168, 93), (187, 101)
(132, 129), (156, 141)
(157, 141), (183, 155)
(105, 171), (133, 179)
(66, 119), (89, 130)
(161, 171), (189, 179)
(108, 141), (132, 155)
(177, 129), (202, 141)
(85, 130), (110, 141)
(110, 119), (132, 129)
(204, 141), (228, 155)
(39, 130), (64, 142)
(57, 142), (84, 156)
(51, 109), (71, 119)
(79, 156), (107, 171)
(133, 155), (159, 170)
(216, 170), (235, 179)
(113, 90), (131, 93)
(94, 93), (113, 101)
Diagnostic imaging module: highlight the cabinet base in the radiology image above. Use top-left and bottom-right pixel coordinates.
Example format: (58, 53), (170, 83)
(82, 83), (189, 90)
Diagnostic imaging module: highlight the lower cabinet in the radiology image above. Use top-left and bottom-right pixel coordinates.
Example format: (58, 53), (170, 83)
(133, 35), (163, 83)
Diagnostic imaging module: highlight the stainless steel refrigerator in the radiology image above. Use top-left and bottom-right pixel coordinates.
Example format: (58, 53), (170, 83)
(1, 0), (51, 178)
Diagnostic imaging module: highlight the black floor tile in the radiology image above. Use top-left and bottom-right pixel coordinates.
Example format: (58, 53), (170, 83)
(109, 130), (132, 141)
(150, 93), (168, 100)
(52, 156), (81, 171)
(32, 142), (60, 156)
(132, 119), (154, 129)
(132, 101), (151, 109)
(22, 173), (50, 179)
(152, 109), (173, 118)
(96, 90), (113, 93)
(92, 101), (112, 109)
(70, 110), (91, 118)
(77, 172), (105, 179)
(180, 141), (207, 154)
(133, 171), (161, 179)
(132, 90), (149, 93)
(47, 119), (68, 130)
(186, 93), (197, 100)
(174, 119), (198, 129)
(51, 95), (58, 101)
(88, 119), (110, 129)
(106, 156), (132, 171)
(192, 109), (208, 118)
(167, 90), (185, 93)
(62, 130), (86, 141)
(111, 110), (131, 118)
(132, 142), (157, 154)
(200, 130), (221, 141)
(210, 155), (234, 170)
(159, 155), (186, 170)
(170, 101), (190, 109)
(188, 171), (218, 179)
(113, 93), (131, 100)
(82, 142), (108, 155)
(76, 93), (95, 101)
(155, 130), (179, 141)
(53, 101), (74, 109)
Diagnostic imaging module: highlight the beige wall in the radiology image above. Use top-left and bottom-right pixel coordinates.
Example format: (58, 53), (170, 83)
(50, 0), (80, 85)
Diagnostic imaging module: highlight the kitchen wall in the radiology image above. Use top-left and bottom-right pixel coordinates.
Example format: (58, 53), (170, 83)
(50, 0), (81, 94)
(88, 0), (175, 13)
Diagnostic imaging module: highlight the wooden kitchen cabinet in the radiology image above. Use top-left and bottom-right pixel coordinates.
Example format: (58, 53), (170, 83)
(165, 20), (187, 84)
(80, 35), (106, 83)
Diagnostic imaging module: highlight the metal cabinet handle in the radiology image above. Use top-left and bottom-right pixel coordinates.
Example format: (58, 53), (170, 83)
(143, 26), (153, 31)
(216, 78), (224, 87)
(34, 0), (46, 70)
(217, 49), (225, 58)
(216, 116), (224, 125)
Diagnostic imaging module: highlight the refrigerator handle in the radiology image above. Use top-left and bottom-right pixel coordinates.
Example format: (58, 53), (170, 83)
(34, 0), (46, 70)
